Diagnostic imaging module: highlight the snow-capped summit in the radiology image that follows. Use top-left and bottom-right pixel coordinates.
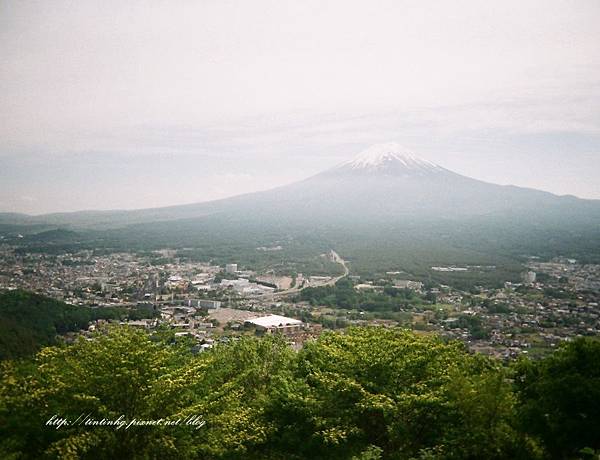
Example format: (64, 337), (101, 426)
(334, 143), (443, 175)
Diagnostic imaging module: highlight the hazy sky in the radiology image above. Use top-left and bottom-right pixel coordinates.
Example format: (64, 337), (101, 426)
(1, 0), (599, 214)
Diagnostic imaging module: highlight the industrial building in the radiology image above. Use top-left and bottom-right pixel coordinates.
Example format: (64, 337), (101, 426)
(245, 314), (303, 334)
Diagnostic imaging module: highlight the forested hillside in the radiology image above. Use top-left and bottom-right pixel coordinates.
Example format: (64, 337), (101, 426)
(0, 290), (154, 360)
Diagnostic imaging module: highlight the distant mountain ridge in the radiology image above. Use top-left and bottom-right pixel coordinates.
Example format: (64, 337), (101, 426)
(1, 143), (599, 230)
(3, 143), (600, 284)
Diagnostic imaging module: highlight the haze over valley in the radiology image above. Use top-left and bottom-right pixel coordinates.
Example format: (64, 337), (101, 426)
(2, 143), (599, 288)
(1, 2), (600, 459)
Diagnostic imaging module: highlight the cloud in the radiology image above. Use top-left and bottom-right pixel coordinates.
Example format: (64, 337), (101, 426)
(1, 0), (599, 154)
(0, 0), (599, 211)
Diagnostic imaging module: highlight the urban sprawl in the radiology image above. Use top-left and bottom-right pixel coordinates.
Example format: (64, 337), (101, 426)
(1, 244), (599, 359)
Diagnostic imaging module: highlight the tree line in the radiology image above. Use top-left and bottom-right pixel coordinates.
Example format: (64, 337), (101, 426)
(1, 324), (598, 459)
(0, 290), (157, 360)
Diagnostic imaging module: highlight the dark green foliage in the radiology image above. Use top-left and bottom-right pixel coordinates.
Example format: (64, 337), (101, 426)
(514, 338), (600, 459)
(24, 228), (81, 242)
(298, 278), (426, 312)
(448, 315), (491, 339)
(483, 300), (511, 314)
(542, 287), (576, 300)
(0, 290), (154, 360)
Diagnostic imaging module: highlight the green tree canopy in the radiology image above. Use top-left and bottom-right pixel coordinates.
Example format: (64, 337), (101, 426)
(2, 325), (598, 459)
(514, 338), (600, 459)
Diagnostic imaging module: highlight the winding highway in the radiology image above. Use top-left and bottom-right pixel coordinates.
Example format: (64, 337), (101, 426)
(269, 250), (349, 300)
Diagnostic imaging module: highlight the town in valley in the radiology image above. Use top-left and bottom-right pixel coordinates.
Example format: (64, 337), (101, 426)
(2, 240), (598, 359)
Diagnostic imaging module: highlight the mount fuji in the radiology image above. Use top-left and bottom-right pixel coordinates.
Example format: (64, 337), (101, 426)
(2, 142), (599, 228)
(240, 142), (600, 224)
(332, 143), (445, 174)
(2, 143), (600, 278)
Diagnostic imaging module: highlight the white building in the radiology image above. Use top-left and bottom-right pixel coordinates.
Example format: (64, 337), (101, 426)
(245, 314), (303, 334)
(225, 263), (238, 274)
(394, 280), (424, 291)
(522, 271), (537, 284)
(199, 299), (221, 309)
(221, 278), (249, 290)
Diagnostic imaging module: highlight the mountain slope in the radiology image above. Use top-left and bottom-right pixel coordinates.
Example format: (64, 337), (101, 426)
(2, 144), (600, 284)
(4, 143), (598, 229)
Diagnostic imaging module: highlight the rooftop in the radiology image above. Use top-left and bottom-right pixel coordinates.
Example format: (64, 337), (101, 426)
(246, 314), (302, 328)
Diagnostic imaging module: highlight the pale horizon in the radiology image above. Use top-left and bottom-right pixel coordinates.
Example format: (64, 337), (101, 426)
(4, 140), (600, 216)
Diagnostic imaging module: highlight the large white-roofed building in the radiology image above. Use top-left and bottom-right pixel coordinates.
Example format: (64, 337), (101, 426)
(245, 314), (303, 334)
